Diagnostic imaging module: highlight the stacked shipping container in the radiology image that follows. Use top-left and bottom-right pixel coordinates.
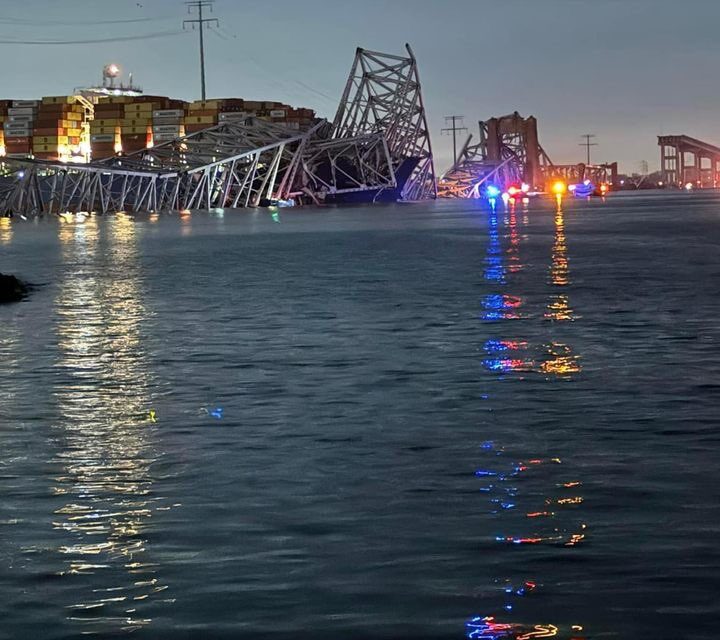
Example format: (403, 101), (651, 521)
(33, 97), (85, 160)
(3, 100), (39, 157)
(185, 99), (315, 134)
(1, 93), (317, 160)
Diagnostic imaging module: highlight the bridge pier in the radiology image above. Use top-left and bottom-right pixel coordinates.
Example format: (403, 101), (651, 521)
(659, 135), (720, 188)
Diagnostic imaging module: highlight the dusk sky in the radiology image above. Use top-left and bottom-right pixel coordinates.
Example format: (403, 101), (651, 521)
(1, 0), (719, 173)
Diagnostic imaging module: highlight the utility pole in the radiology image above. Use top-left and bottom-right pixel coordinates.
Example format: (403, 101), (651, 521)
(579, 134), (598, 166)
(441, 115), (468, 167)
(184, 1), (219, 101)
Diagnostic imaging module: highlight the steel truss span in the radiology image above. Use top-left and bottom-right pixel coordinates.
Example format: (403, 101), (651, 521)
(331, 44), (436, 201)
(0, 44), (435, 217)
(437, 112), (617, 198)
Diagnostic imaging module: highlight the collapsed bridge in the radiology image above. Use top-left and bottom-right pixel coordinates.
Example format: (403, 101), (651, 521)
(0, 45), (436, 216)
(437, 112), (617, 198)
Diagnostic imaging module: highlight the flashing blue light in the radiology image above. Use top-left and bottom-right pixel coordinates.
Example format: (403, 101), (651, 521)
(486, 185), (501, 198)
(481, 312), (505, 322)
(481, 441), (494, 449)
(210, 407), (224, 419)
(482, 295), (506, 311)
(475, 470), (498, 477)
(483, 358), (513, 372)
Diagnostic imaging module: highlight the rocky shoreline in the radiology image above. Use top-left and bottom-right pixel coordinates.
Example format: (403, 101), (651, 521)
(0, 273), (29, 303)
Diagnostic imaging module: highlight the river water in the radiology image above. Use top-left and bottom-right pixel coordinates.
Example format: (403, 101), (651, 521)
(0, 193), (718, 639)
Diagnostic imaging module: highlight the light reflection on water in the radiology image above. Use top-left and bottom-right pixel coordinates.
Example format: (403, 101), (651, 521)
(482, 200), (581, 378)
(50, 213), (169, 634)
(474, 197), (586, 636)
(3, 197), (716, 637)
(0, 216), (13, 244)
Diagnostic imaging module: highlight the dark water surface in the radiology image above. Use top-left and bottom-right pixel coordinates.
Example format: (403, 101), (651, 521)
(1, 194), (719, 639)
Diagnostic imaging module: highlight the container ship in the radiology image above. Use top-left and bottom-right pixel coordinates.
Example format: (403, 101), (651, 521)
(0, 64), (316, 164)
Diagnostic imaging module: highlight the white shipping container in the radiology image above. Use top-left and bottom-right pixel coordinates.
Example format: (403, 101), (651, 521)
(152, 124), (182, 134)
(152, 133), (181, 142)
(8, 115), (35, 123)
(269, 109), (286, 118)
(12, 100), (39, 108)
(153, 109), (184, 119)
(219, 111), (252, 121)
(91, 134), (115, 142)
(152, 117), (182, 126)
(4, 122), (31, 130)
(285, 122), (300, 130)
(4, 130), (32, 138)
(8, 107), (37, 116)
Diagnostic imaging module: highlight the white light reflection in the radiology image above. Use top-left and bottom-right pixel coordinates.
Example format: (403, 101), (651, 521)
(50, 213), (170, 634)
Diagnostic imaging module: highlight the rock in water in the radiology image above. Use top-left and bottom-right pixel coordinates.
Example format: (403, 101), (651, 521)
(0, 273), (29, 303)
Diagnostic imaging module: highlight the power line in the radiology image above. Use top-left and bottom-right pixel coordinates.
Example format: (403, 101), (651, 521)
(0, 16), (175, 26)
(208, 24), (338, 109)
(579, 133), (598, 165)
(184, 1), (219, 101)
(441, 115), (468, 166)
(0, 30), (187, 45)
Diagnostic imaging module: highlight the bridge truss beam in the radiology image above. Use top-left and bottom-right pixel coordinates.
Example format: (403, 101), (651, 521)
(0, 44), (436, 217)
(331, 44), (436, 200)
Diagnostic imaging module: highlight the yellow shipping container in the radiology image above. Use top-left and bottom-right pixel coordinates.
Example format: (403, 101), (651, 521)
(67, 128), (82, 137)
(41, 96), (76, 105)
(93, 118), (122, 127)
(184, 115), (217, 124)
(190, 100), (222, 110)
(105, 96), (133, 104)
(124, 102), (157, 113)
(66, 112), (83, 122)
(121, 118), (152, 126)
(34, 136), (69, 144)
(32, 143), (61, 151)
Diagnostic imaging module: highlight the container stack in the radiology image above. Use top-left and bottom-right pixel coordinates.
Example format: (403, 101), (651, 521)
(3, 100), (38, 157)
(0, 92), (317, 160)
(185, 99), (316, 135)
(120, 96), (156, 154)
(33, 97), (85, 161)
(184, 99), (224, 134)
(90, 96), (128, 159)
(90, 95), (188, 156)
(152, 107), (185, 145)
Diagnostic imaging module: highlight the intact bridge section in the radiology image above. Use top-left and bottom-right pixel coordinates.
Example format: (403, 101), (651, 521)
(658, 135), (720, 188)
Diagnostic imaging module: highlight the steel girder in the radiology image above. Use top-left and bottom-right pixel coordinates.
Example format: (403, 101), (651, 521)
(0, 120), (315, 215)
(300, 133), (395, 197)
(331, 44), (436, 201)
(437, 133), (522, 199)
(0, 44), (437, 217)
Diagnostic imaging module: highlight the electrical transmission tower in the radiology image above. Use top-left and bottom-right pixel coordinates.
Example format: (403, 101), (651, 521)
(441, 115), (468, 167)
(184, 1), (219, 100)
(579, 134), (598, 166)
